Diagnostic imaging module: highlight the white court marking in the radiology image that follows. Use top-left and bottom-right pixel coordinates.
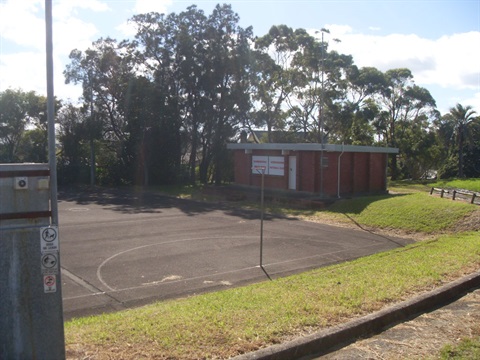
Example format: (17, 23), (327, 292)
(95, 235), (380, 293)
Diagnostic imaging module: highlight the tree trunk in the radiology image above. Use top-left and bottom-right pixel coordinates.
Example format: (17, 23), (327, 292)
(390, 153), (398, 180)
(90, 138), (96, 186)
(458, 125), (464, 178)
(189, 134), (197, 184)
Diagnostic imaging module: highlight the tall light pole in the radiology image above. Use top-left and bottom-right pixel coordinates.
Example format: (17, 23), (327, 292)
(318, 28), (329, 196)
(316, 28), (340, 197)
(46, 0), (58, 225)
(318, 27), (329, 146)
(89, 71), (96, 186)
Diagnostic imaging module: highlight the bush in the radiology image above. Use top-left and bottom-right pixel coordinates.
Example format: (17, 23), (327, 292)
(437, 157), (458, 179)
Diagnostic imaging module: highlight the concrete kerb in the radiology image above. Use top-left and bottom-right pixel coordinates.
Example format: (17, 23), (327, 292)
(232, 269), (480, 360)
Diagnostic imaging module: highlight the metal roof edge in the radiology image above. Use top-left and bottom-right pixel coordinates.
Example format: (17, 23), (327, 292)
(226, 143), (399, 154)
(0, 163), (50, 171)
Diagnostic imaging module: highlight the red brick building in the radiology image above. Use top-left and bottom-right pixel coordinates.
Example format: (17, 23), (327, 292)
(226, 143), (398, 198)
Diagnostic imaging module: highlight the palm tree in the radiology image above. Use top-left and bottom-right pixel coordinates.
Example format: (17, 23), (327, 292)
(448, 103), (477, 177)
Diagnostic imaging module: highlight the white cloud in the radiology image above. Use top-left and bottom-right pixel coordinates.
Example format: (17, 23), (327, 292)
(53, 0), (110, 54)
(433, 32), (480, 90)
(54, 17), (99, 55)
(0, 52), (45, 93)
(115, 0), (174, 38)
(0, 0), (45, 50)
(54, 0), (110, 19)
(0, 0), (109, 50)
(320, 26), (480, 93)
(116, 20), (138, 38)
(460, 91), (480, 112)
(133, 0), (172, 14)
(0, 0), (108, 99)
(0, 50), (81, 101)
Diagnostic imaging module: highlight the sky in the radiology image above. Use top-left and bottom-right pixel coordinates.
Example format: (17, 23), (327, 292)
(0, 0), (479, 115)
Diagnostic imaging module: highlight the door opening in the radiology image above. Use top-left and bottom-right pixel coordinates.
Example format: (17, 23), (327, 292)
(288, 156), (296, 190)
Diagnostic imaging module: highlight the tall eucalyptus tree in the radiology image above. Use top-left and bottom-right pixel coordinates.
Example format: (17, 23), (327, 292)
(131, 4), (253, 184)
(253, 25), (302, 142)
(64, 38), (134, 183)
(200, 4), (254, 184)
(374, 68), (436, 179)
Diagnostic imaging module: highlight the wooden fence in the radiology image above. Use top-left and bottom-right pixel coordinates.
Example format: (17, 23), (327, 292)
(430, 187), (479, 205)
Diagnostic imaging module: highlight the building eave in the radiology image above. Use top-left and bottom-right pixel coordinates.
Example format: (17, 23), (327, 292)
(227, 143), (399, 154)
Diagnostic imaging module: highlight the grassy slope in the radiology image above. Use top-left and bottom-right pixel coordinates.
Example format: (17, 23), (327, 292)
(322, 193), (473, 233)
(431, 178), (480, 193)
(387, 178), (480, 193)
(65, 180), (480, 359)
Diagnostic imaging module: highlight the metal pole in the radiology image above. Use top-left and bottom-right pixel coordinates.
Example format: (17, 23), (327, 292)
(320, 30), (324, 145)
(45, 0), (58, 226)
(260, 169), (265, 267)
(319, 30), (325, 197)
(337, 143), (344, 198)
(90, 77), (96, 186)
(45, 4), (66, 356)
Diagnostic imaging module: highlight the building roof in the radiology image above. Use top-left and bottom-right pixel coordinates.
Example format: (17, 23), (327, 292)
(227, 143), (399, 154)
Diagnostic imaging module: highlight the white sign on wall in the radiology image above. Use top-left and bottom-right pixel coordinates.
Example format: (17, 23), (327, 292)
(252, 156), (285, 176)
(252, 156), (268, 173)
(268, 156), (285, 176)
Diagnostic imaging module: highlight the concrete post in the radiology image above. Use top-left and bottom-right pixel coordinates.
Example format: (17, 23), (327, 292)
(0, 163), (65, 359)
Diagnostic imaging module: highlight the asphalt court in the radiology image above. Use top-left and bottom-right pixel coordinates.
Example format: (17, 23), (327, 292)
(58, 188), (413, 319)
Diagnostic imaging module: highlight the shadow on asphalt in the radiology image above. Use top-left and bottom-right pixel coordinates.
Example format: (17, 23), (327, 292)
(58, 186), (297, 222)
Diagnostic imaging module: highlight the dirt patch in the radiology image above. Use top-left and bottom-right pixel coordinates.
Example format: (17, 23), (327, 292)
(453, 208), (480, 233)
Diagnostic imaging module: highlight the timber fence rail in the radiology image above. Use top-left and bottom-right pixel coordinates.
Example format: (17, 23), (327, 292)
(430, 187), (479, 205)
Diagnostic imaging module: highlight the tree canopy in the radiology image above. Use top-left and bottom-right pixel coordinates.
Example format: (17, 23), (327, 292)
(1, 4), (478, 184)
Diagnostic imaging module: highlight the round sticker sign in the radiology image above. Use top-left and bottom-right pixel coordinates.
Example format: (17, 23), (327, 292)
(43, 275), (57, 293)
(42, 227), (57, 242)
(44, 275), (55, 287)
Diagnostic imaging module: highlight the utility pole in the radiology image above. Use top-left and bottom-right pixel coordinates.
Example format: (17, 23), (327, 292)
(89, 71), (96, 186)
(317, 28), (340, 197)
(319, 28), (328, 146)
(0, 1), (66, 358)
(319, 28), (329, 197)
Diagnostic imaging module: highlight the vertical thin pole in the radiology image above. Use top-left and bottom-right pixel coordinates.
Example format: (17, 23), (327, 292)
(320, 30), (324, 145)
(319, 30), (325, 197)
(260, 169), (265, 267)
(90, 81), (95, 186)
(45, 3), (65, 358)
(45, 0), (58, 226)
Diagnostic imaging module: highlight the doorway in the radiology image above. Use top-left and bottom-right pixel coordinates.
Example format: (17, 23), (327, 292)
(288, 156), (296, 190)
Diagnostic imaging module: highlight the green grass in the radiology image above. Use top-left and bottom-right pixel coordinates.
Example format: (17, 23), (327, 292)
(389, 180), (434, 194)
(431, 178), (480, 193)
(321, 192), (474, 233)
(65, 232), (480, 359)
(439, 336), (480, 359)
(238, 179), (478, 234)
(389, 178), (480, 193)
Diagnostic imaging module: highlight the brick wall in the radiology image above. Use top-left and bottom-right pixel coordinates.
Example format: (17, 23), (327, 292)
(231, 149), (388, 197)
